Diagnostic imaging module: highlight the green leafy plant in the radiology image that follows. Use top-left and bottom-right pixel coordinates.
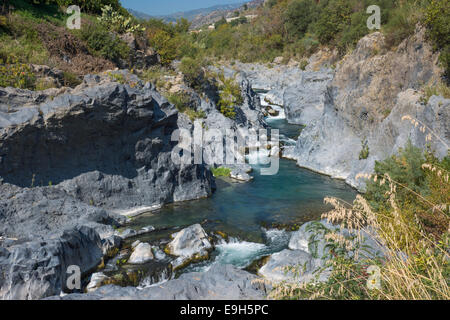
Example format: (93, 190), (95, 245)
(359, 139), (370, 160)
(97, 4), (145, 34)
(0, 58), (36, 89)
(210, 167), (231, 177)
(217, 72), (243, 119)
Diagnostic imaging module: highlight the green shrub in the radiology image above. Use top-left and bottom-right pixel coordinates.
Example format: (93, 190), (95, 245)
(62, 71), (81, 87)
(365, 141), (426, 212)
(383, 3), (418, 49)
(149, 29), (178, 65)
(210, 167), (231, 177)
(284, 0), (318, 40)
(75, 22), (129, 64)
(168, 92), (191, 111)
(0, 58), (36, 89)
(359, 139), (370, 160)
(179, 56), (206, 90)
(167, 92), (205, 121)
(423, 0), (450, 83)
(22, 0), (124, 15)
(217, 73), (243, 119)
(97, 4), (144, 34)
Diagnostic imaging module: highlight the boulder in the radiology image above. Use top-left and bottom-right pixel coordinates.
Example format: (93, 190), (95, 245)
(0, 226), (103, 300)
(128, 243), (154, 264)
(0, 70), (214, 241)
(259, 249), (330, 284)
(166, 224), (212, 258)
(86, 272), (110, 293)
(230, 169), (254, 182)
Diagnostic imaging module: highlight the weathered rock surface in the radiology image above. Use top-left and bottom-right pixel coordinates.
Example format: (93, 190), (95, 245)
(291, 30), (448, 189)
(86, 272), (110, 293)
(128, 242), (154, 264)
(0, 70), (218, 300)
(0, 226), (103, 300)
(259, 249), (329, 284)
(166, 224), (212, 258)
(260, 220), (385, 284)
(0, 70), (214, 241)
(47, 264), (267, 300)
(237, 28), (448, 190)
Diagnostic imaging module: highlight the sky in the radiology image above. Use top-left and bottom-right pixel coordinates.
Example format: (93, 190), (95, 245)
(120, 0), (244, 16)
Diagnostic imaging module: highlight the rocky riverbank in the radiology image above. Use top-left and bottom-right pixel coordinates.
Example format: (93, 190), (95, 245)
(0, 65), (267, 299)
(234, 27), (449, 190)
(0, 26), (448, 301)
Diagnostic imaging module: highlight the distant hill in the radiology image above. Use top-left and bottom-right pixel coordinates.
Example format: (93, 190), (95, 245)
(127, 0), (265, 29)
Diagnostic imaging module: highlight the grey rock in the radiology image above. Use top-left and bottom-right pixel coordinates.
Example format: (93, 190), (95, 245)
(101, 235), (122, 255)
(86, 272), (110, 293)
(259, 249), (329, 284)
(0, 70), (214, 241)
(230, 169), (254, 182)
(131, 240), (141, 249)
(0, 226), (103, 300)
(166, 224), (212, 258)
(128, 242), (154, 264)
(48, 264), (268, 300)
(118, 229), (137, 239)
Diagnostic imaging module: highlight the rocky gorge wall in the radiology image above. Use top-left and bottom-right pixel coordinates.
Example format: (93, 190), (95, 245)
(237, 27), (449, 190)
(0, 67), (266, 299)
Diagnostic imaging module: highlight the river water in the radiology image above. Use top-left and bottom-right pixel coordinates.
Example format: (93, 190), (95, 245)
(127, 94), (357, 273)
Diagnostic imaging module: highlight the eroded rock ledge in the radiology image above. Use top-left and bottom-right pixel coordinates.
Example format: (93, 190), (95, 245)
(235, 27), (449, 190)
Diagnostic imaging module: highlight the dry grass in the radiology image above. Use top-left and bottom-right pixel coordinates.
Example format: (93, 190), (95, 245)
(270, 119), (449, 300)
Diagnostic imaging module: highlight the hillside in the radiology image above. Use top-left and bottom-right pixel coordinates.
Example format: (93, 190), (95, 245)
(128, 0), (265, 29)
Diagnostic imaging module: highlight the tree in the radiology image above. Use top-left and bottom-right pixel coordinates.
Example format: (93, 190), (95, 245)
(214, 16), (227, 29)
(284, 0), (318, 40)
(174, 18), (190, 33)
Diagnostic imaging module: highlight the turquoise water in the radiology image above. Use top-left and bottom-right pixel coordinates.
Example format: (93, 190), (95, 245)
(129, 98), (357, 244)
(125, 96), (357, 277)
(129, 158), (356, 243)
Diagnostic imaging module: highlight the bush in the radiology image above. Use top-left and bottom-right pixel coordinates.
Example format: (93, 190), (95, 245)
(216, 73), (243, 119)
(149, 29), (178, 65)
(423, 0), (450, 83)
(383, 4), (418, 48)
(167, 92), (205, 121)
(62, 71), (81, 87)
(210, 167), (231, 177)
(76, 22), (129, 64)
(97, 4), (144, 34)
(23, 0), (124, 15)
(0, 58), (36, 89)
(358, 139), (370, 160)
(365, 141), (427, 211)
(284, 0), (318, 40)
(179, 56), (206, 90)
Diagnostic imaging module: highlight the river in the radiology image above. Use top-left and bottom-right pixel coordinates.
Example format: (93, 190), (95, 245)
(125, 94), (357, 275)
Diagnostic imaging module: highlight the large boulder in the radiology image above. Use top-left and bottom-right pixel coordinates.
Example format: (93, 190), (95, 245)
(0, 70), (214, 241)
(0, 226), (103, 300)
(166, 224), (212, 258)
(128, 242), (154, 264)
(258, 249), (329, 284)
